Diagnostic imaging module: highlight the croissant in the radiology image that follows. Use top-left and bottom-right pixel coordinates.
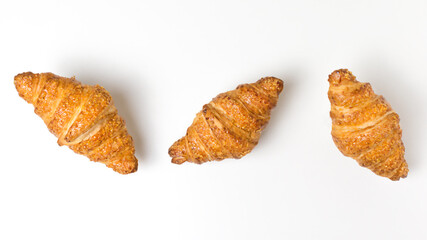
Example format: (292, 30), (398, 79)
(169, 77), (283, 164)
(14, 72), (138, 174)
(328, 69), (408, 180)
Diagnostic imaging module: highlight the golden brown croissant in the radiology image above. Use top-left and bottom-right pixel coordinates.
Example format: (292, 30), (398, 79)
(328, 69), (408, 180)
(14, 72), (138, 174)
(169, 77), (283, 164)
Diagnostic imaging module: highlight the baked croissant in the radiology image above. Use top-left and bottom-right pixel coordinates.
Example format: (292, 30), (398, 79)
(169, 77), (283, 164)
(14, 72), (138, 174)
(328, 69), (408, 180)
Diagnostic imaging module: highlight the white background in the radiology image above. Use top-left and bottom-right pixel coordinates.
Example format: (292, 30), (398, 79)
(1, 0), (426, 239)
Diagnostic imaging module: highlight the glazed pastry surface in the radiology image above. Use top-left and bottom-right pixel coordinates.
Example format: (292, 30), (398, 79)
(15, 72), (138, 174)
(328, 69), (408, 180)
(169, 77), (283, 164)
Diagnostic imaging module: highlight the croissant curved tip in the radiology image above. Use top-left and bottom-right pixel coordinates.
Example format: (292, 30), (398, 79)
(171, 157), (187, 164)
(389, 174), (407, 181)
(257, 76), (284, 96)
(14, 72), (38, 104)
(107, 155), (138, 174)
(169, 137), (189, 164)
(389, 164), (409, 181)
(328, 69), (358, 85)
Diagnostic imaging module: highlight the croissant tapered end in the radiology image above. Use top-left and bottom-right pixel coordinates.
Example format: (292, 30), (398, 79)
(169, 77), (283, 165)
(169, 138), (189, 164)
(14, 72), (39, 104)
(15, 72), (138, 174)
(107, 155), (138, 174)
(328, 69), (357, 85)
(328, 69), (408, 181)
(15, 72), (67, 105)
(256, 77), (284, 97)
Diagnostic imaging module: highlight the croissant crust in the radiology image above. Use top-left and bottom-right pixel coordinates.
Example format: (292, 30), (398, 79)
(169, 77), (283, 164)
(328, 69), (408, 180)
(15, 72), (138, 174)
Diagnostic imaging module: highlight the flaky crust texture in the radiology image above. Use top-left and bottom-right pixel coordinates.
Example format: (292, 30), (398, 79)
(15, 72), (138, 174)
(328, 69), (408, 180)
(169, 77), (284, 164)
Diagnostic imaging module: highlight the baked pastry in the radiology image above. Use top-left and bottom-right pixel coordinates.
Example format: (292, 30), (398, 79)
(169, 77), (283, 164)
(328, 69), (408, 180)
(14, 72), (138, 174)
